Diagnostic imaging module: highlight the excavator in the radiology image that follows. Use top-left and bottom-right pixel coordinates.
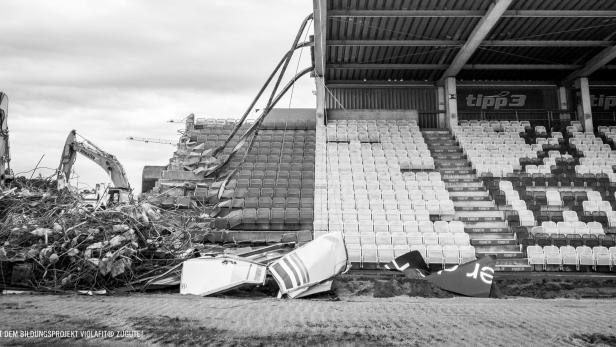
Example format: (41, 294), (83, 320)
(0, 92), (13, 187)
(57, 130), (133, 207)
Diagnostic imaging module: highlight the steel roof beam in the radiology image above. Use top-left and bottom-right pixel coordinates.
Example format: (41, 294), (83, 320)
(313, 0), (326, 76)
(327, 40), (613, 47)
(564, 46), (616, 83)
(328, 64), (587, 70)
(328, 10), (616, 18)
(439, 0), (513, 81)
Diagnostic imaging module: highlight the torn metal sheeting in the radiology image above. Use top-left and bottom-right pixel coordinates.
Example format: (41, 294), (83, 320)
(425, 256), (497, 298)
(268, 232), (349, 298)
(180, 256), (267, 296)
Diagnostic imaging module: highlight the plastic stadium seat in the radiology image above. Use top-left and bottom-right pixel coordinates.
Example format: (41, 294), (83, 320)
(459, 246), (477, 263)
(391, 232), (408, 246)
(344, 232), (361, 245)
(561, 246), (578, 269)
(360, 232), (376, 245)
(407, 232), (423, 246)
(362, 244), (378, 263)
(454, 233), (471, 246)
(378, 245), (395, 263)
(449, 221), (465, 234)
(423, 233), (439, 245)
(574, 222), (590, 235)
(577, 246), (594, 269)
(442, 245), (460, 265)
(438, 233), (455, 246)
(527, 246), (545, 270)
(588, 221), (604, 235)
(434, 221), (450, 234)
(542, 221), (558, 234)
(391, 243), (410, 255)
(546, 190), (562, 206)
(375, 232), (392, 245)
(530, 226), (544, 235)
(594, 246), (611, 270)
(543, 246), (561, 270)
(557, 222), (574, 235)
(563, 211), (579, 223)
(426, 245), (444, 265)
(404, 221), (419, 233)
(419, 221), (434, 234)
(347, 244), (362, 263)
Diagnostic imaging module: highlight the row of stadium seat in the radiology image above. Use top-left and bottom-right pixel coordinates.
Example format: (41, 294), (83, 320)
(347, 244), (477, 266)
(344, 231), (471, 246)
(527, 245), (616, 271)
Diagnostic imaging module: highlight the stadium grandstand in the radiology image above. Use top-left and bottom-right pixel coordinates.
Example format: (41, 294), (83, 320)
(145, 0), (616, 273)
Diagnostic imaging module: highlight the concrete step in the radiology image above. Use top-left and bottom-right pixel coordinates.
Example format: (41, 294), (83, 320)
(471, 238), (518, 246)
(455, 206), (498, 211)
(470, 232), (516, 240)
(496, 259), (532, 272)
(463, 221), (509, 229)
(431, 148), (461, 154)
(457, 216), (505, 223)
(438, 168), (473, 175)
(443, 178), (480, 184)
(451, 195), (492, 202)
(455, 211), (504, 218)
(442, 174), (477, 180)
(449, 191), (489, 197)
(446, 182), (484, 188)
(436, 161), (470, 168)
(453, 201), (495, 208)
(449, 186), (485, 192)
(432, 154), (464, 160)
(476, 250), (525, 259)
(465, 226), (511, 233)
(474, 244), (520, 252)
(422, 130), (451, 135)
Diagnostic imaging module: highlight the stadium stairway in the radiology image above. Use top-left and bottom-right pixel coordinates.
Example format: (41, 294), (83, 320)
(422, 129), (530, 271)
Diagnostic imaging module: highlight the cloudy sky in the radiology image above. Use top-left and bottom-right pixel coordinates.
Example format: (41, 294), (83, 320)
(1, 0), (315, 193)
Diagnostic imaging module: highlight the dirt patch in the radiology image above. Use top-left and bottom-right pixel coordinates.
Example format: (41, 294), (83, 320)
(130, 315), (392, 347)
(496, 277), (616, 299)
(570, 333), (616, 346)
(333, 274), (616, 299)
(334, 277), (459, 298)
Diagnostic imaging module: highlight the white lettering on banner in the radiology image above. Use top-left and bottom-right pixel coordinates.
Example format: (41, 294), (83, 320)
(590, 95), (616, 110)
(465, 263), (495, 284)
(466, 91), (527, 110)
(435, 265), (459, 275)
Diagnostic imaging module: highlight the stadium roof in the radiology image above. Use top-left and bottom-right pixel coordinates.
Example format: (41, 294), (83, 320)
(313, 0), (616, 85)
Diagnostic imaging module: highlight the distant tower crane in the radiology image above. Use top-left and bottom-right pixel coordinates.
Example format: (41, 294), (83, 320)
(126, 136), (175, 145)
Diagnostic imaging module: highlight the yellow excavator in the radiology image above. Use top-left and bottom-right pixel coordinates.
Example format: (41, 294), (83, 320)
(0, 92), (13, 186)
(57, 130), (133, 207)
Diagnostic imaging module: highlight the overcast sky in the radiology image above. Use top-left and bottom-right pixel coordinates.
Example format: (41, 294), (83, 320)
(1, 0), (315, 193)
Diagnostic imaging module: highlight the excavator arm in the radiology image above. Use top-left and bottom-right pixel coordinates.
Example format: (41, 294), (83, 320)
(58, 130), (132, 198)
(0, 92), (12, 183)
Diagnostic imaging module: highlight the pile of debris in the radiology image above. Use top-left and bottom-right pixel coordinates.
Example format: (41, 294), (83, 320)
(0, 177), (347, 298)
(0, 177), (213, 292)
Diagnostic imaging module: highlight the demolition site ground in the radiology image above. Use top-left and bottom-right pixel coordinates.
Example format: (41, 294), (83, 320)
(1, 293), (615, 347)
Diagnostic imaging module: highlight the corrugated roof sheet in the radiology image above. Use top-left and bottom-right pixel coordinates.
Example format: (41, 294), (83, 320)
(324, 0), (616, 83)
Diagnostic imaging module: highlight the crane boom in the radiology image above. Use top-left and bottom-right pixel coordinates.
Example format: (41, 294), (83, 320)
(127, 136), (174, 145)
(58, 130), (132, 193)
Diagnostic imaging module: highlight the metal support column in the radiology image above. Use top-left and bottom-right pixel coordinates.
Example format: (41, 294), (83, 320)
(444, 77), (458, 129)
(577, 77), (594, 132)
